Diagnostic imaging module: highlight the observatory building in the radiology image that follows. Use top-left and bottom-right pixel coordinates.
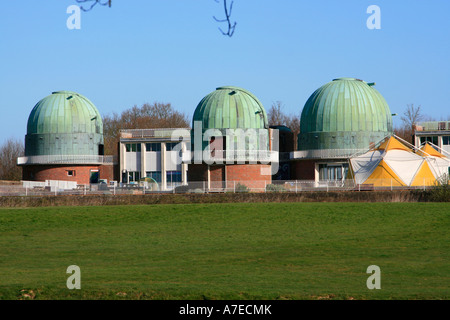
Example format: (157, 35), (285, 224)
(186, 86), (278, 191)
(18, 91), (116, 185)
(291, 78), (394, 182)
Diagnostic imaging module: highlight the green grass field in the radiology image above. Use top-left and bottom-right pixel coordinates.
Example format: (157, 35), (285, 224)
(0, 202), (448, 300)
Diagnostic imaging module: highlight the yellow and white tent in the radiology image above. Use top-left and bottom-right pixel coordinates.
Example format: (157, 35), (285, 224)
(348, 136), (450, 187)
(417, 142), (450, 183)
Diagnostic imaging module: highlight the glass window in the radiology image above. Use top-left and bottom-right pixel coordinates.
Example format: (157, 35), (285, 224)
(319, 164), (327, 180)
(328, 166), (336, 180)
(420, 136), (438, 145)
(337, 167), (342, 179)
(443, 136), (450, 145)
(166, 142), (178, 151)
(343, 165), (349, 179)
(318, 164), (348, 181)
(146, 171), (162, 183)
(128, 171), (141, 182)
(126, 144), (141, 152)
(146, 143), (161, 152)
(166, 171), (182, 183)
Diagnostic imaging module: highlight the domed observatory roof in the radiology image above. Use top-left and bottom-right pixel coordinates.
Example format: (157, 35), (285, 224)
(25, 91), (104, 157)
(192, 86), (269, 151)
(298, 78), (393, 154)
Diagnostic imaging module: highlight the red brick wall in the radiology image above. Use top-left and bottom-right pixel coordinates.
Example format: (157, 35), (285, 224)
(99, 164), (116, 182)
(225, 164), (272, 191)
(209, 165), (225, 189)
(22, 165), (115, 185)
(291, 160), (316, 180)
(187, 163), (272, 191)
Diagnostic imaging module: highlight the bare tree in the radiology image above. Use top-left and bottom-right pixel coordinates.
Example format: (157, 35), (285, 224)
(74, 0), (238, 37)
(285, 114), (300, 148)
(267, 101), (288, 126)
(267, 101), (301, 149)
(0, 138), (24, 181)
(394, 104), (426, 144)
(401, 104), (425, 131)
(213, 0), (237, 37)
(102, 102), (190, 156)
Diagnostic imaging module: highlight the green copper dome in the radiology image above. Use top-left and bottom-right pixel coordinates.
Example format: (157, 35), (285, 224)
(193, 86), (268, 130)
(298, 78), (393, 151)
(25, 91), (104, 157)
(192, 86), (269, 151)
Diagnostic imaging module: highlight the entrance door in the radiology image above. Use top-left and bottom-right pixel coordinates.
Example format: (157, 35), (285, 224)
(90, 170), (99, 184)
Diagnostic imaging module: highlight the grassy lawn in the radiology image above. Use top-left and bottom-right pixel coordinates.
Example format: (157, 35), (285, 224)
(0, 202), (448, 300)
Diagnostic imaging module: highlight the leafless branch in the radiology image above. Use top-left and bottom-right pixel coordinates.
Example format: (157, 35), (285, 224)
(74, 0), (237, 37)
(401, 104), (425, 130)
(213, 0), (237, 37)
(76, 0), (111, 12)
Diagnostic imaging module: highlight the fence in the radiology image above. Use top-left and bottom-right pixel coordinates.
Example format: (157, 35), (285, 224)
(0, 178), (440, 197)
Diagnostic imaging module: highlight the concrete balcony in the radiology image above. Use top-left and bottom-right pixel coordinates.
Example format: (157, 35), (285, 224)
(17, 155), (117, 166)
(120, 128), (191, 139)
(291, 149), (367, 160)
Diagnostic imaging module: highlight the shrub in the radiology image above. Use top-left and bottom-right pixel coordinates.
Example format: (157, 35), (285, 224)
(174, 185), (190, 193)
(266, 184), (286, 193)
(235, 183), (250, 193)
(428, 175), (450, 202)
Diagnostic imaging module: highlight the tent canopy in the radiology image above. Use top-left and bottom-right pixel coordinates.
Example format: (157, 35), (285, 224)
(349, 136), (449, 187)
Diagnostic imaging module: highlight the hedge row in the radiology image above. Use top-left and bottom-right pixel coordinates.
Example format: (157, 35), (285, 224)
(0, 190), (437, 208)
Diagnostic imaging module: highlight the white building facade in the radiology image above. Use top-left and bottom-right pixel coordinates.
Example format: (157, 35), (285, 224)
(119, 128), (190, 191)
(414, 121), (450, 154)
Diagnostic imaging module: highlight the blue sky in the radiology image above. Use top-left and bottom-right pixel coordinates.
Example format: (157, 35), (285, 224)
(1, 0), (449, 145)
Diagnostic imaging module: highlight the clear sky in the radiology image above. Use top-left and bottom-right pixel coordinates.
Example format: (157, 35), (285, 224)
(1, 0), (449, 145)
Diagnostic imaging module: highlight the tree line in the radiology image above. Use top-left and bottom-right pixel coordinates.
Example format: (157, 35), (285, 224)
(0, 138), (24, 181)
(102, 102), (190, 156)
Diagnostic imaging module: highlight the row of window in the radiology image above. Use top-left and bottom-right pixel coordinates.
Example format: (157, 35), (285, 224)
(127, 171), (182, 183)
(126, 143), (180, 153)
(318, 163), (349, 181)
(419, 136), (450, 146)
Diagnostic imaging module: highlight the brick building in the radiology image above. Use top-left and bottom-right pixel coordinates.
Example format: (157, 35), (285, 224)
(291, 78), (394, 184)
(185, 86), (278, 191)
(18, 91), (116, 186)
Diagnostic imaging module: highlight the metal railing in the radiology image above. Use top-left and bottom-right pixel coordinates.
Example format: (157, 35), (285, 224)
(291, 148), (368, 159)
(1, 178), (442, 197)
(120, 128), (191, 139)
(17, 155), (117, 165)
(417, 121), (450, 131)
